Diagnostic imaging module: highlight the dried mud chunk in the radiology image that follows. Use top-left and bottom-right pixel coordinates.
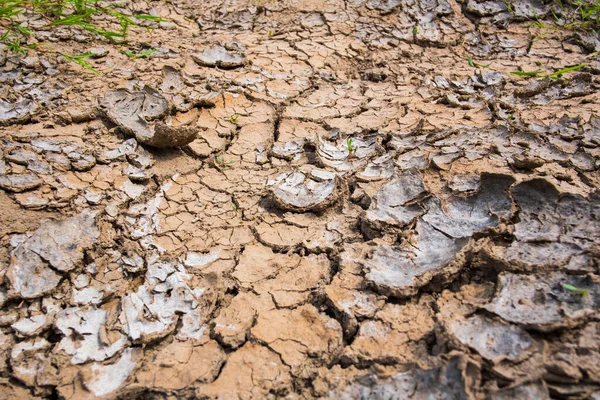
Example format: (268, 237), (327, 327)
(10, 338), (58, 390)
(119, 259), (212, 343)
(269, 170), (339, 212)
(422, 173), (514, 239)
(511, 179), (600, 250)
(449, 174), (481, 195)
(54, 307), (127, 365)
(11, 314), (50, 337)
(198, 343), (292, 398)
(6, 246), (62, 299)
(0, 330), (15, 373)
(135, 340), (225, 390)
(0, 98), (38, 126)
(233, 244), (330, 307)
(491, 381), (550, 400)
(331, 354), (478, 399)
(25, 211), (99, 272)
(485, 272), (600, 332)
(368, 0), (401, 14)
(316, 135), (378, 172)
(79, 347), (142, 398)
(100, 88), (197, 148)
(495, 241), (593, 273)
(213, 292), (274, 349)
(445, 314), (534, 363)
(4, 212), (94, 299)
(0, 174), (43, 192)
(191, 43), (246, 68)
(465, 0), (508, 16)
(361, 169), (427, 234)
(251, 305), (343, 377)
(0, 382), (39, 399)
(356, 154), (394, 182)
(515, 78), (551, 98)
(325, 275), (385, 339)
(342, 299), (435, 367)
(363, 221), (468, 298)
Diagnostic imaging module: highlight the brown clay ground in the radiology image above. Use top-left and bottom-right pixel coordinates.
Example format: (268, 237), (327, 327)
(1, 0), (600, 398)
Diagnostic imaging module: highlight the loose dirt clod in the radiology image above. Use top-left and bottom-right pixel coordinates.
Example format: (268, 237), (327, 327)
(100, 88), (198, 148)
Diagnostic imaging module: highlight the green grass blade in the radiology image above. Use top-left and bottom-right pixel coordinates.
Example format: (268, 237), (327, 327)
(510, 70), (544, 77)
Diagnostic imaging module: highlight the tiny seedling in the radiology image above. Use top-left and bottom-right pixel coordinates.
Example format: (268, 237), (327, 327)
(121, 49), (158, 59)
(412, 26), (418, 35)
(229, 114), (239, 124)
(467, 56), (492, 69)
(215, 156), (236, 166)
(346, 137), (354, 153)
(563, 283), (589, 296)
(267, 29), (273, 37)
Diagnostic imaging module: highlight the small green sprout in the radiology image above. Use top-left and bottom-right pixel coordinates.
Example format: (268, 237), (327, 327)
(412, 26), (418, 35)
(121, 49), (158, 59)
(563, 283), (589, 296)
(510, 70), (544, 77)
(468, 56), (492, 68)
(215, 156), (236, 167)
(346, 137), (354, 153)
(549, 64), (586, 80)
(510, 64), (586, 80)
(267, 29), (273, 37)
(229, 114), (239, 124)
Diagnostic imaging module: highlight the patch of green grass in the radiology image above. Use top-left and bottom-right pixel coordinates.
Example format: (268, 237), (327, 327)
(510, 63), (586, 80)
(0, 0), (168, 71)
(525, 1), (600, 34)
(563, 283), (589, 296)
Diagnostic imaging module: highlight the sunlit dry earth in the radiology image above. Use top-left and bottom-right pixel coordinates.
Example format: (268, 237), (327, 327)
(1, 0), (600, 398)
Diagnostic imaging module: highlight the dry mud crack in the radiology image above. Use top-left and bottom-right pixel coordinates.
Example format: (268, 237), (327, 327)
(1, 0), (600, 398)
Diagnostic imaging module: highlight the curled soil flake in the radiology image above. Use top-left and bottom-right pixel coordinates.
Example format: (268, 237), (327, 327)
(485, 272), (600, 331)
(363, 221), (469, 297)
(0, 98), (38, 126)
(446, 314), (534, 363)
(0, 174), (43, 192)
(80, 347), (142, 398)
(54, 307), (128, 364)
(362, 169), (427, 234)
(330, 355), (478, 399)
(191, 43), (246, 68)
(7, 211), (99, 298)
(269, 170), (339, 212)
(100, 88), (198, 148)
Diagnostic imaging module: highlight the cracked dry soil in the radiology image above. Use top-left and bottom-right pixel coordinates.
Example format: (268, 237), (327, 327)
(1, 0), (600, 399)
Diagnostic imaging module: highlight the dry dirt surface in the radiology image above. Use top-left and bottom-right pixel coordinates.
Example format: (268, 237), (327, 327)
(1, 0), (600, 399)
